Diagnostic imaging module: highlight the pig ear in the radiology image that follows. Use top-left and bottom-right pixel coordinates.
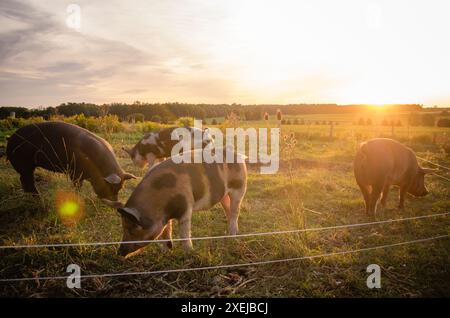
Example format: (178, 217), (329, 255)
(118, 207), (141, 225)
(122, 172), (137, 180)
(422, 168), (436, 174)
(101, 198), (124, 209)
(105, 173), (122, 184)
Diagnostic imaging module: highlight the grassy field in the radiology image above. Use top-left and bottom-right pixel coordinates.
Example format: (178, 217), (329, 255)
(0, 116), (449, 297)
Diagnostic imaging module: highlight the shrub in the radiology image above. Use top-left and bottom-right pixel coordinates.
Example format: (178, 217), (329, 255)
(211, 119), (218, 125)
(276, 109), (282, 121)
(177, 117), (194, 127)
(437, 118), (450, 127)
(126, 113), (145, 123)
(61, 114), (124, 133)
(136, 121), (162, 133)
(0, 116), (45, 130)
(151, 115), (162, 123)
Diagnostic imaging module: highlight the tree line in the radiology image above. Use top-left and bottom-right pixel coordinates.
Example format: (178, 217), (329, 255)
(0, 102), (426, 122)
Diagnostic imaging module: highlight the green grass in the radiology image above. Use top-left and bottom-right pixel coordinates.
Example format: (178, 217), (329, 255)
(0, 116), (449, 297)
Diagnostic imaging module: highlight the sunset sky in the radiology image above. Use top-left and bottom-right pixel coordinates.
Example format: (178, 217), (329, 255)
(1, 0), (450, 107)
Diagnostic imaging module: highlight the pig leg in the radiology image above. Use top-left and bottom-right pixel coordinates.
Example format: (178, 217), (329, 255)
(368, 184), (383, 216)
(228, 189), (245, 235)
(220, 193), (232, 222)
(179, 210), (193, 251)
(357, 183), (371, 215)
(161, 219), (173, 250)
(380, 184), (390, 208)
(398, 186), (407, 210)
(20, 170), (38, 194)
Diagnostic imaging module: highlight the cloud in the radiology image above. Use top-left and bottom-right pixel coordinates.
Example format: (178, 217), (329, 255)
(3, 0), (449, 106)
(0, 0), (177, 106)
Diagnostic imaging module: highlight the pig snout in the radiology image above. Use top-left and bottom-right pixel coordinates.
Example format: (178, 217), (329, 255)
(118, 244), (131, 257)
(118, 243), (141, 257)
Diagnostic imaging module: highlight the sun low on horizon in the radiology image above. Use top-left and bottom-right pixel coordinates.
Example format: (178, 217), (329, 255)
(1, 0), (450, 107)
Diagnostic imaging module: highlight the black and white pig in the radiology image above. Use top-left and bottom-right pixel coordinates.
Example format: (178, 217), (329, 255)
(102, 149), (247, 257)
(123, 126), (213, 169)
(6, 122), (136, 201)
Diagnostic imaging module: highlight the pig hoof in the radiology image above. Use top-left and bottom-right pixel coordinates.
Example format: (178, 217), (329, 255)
(183, 245), (194, 254)
(160, 241), (173, 251)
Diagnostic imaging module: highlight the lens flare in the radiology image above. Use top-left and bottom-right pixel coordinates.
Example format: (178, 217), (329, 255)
(55, 191), (84, 226)
(60, 201), (79, 217)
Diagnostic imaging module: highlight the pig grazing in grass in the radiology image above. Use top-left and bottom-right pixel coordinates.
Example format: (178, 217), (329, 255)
(102, 149), (247, 257)
(123, 126), (213, 169)
(354, 138), (434, 215)
(6, 122), (136, 201)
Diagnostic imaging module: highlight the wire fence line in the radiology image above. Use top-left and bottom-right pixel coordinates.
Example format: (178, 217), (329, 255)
(0, 234), (447, 283)
(1, 212), (448, 250)
(417, 156), (450, 171)
(415, 156), (450, 182)
(431, 173), (450, 182)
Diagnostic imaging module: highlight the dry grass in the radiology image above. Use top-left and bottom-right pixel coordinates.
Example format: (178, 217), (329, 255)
(0, 120), (449, 298)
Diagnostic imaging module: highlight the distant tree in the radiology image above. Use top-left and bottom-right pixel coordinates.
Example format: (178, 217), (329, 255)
(381, 118), (389, 126)
(441, 110), (449, 116)
(264, 112), (269, 121)
(211, 118), (218, 125)
(286, 119), (291, 125)
(57, 102), (100, 117)
(293, 118), (299, 125)
(281, 119), (287, 125)
(358, 117), (365, 125)
(366, 118), (372, 126)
